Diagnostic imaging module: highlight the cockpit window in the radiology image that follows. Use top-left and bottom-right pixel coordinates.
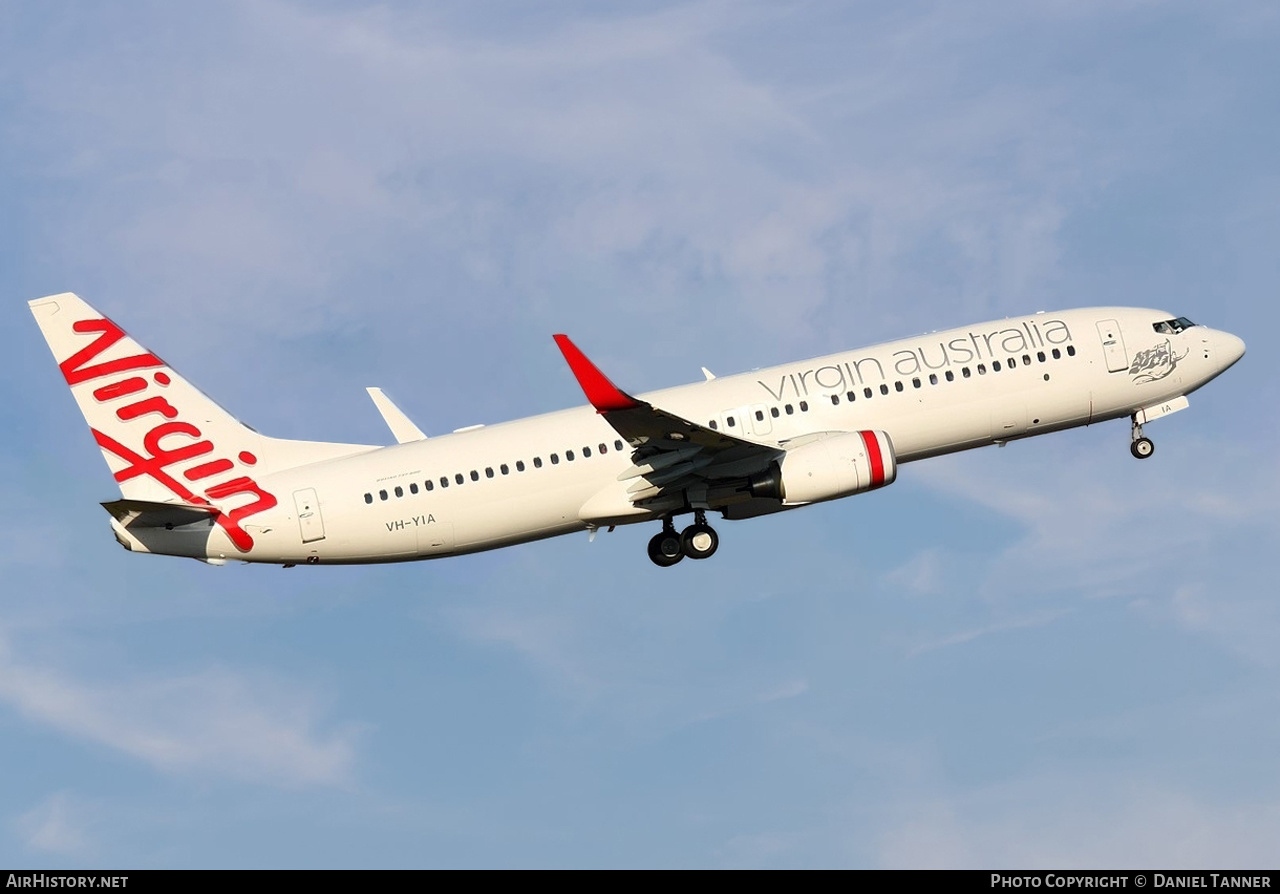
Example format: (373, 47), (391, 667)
(1153, 317), (1197, 335)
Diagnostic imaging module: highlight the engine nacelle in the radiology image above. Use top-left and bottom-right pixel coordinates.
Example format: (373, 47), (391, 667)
(749, 430), (896, 505)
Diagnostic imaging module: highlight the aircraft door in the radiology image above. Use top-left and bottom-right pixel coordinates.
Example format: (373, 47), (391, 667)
(1096, 320), (1129, 373)
(293, 488), (326, 543)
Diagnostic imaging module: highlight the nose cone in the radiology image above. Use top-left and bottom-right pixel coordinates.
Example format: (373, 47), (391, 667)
(1219, 331), (1246, 369)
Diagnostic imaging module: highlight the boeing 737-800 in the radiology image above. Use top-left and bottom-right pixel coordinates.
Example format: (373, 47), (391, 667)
(29, 293), (1244, 567)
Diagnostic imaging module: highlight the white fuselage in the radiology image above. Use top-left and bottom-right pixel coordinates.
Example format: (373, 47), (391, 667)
(144, 306), (1243, 565)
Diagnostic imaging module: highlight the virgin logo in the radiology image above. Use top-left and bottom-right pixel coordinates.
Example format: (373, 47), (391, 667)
(61, 317), (277, 552)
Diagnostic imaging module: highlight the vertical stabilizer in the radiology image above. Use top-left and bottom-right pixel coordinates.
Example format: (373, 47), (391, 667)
(29, 294), (373, 550)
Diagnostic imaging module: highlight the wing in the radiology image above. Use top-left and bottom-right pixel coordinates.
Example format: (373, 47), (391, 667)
(553, 335), (782, 514)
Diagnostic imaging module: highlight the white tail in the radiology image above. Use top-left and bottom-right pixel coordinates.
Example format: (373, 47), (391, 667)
(29, 293), (373, 547)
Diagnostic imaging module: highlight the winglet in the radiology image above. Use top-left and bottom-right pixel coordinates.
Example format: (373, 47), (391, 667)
(552, 334), (643, 412)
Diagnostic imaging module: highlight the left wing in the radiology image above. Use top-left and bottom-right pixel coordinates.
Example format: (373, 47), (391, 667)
(553, 335), (782, 512)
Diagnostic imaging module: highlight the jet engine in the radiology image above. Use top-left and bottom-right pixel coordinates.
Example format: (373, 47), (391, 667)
(748, 430), (896, 505)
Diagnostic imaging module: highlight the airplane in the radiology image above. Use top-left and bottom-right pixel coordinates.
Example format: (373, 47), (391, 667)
(28, 292), (1244, 568)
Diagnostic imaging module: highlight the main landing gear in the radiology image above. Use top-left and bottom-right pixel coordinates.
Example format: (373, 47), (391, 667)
(1130, 415), (1155, 459)
(647, 511), (720, 567)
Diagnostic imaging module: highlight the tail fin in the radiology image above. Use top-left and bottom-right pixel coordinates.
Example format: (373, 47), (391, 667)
(29, 293), (374, 511)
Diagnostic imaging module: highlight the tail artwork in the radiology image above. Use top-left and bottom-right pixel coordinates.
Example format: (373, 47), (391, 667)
(29, 293), (372, 555)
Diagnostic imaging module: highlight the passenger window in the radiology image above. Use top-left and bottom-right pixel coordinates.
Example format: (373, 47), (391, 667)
(550, 454), (559, 465)
(894, 381), (904, 392)
(583, 447), (591, 457)
(500, 464), (509, 475)
(426, 480), (434, 491)
(395, 486), (404, 497)
(864, 387), (873, 398)
(470, 470), (479, 481)
(847, 391), (857, 402)
(1067, 345), (1076, 356)
(534, 457), (543, 468)
(992, 361), (1001, 372)
(379, 490), (388, 501)
(799, 401), (808, 411)
(410, 483), (419, 494)
(831, 395), (840, 406)
(440, 477), (449, 488)
(709, 420), (718, 430)
(771, 407), (780, 418)
(516, 460), (525, 472)
(1052, 348), (1061, 359)
(485, 467), (494, 478)
(912, 377), (921, 388)
(1037, 351), (1046, 362)
(364, 493), (372, 504)
(977, 364), (986, 375)
(1007, 357), (1016, 368)
(962, 367), (971, 378)
(455, 473), (464, 485)
(599, 443), (608, 454)
(929, 374), (938, 385)
(727, 416), (736, 427)
(880, 384), (889, 395)
(1023, 354), (1031, 365)
(615, 440), (624, 451)
(945, 371), (954, 382)
(785, 404), (794, 415)
(566, 450), (574, 461)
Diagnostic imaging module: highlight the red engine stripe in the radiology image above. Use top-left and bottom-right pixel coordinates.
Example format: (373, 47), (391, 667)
(860, 430), (885, 487)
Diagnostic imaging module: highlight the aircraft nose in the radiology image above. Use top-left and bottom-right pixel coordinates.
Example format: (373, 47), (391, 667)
(1219, 331), (1246, 368)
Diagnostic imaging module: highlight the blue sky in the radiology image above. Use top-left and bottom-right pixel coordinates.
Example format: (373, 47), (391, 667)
(2, 0), (1278, 868)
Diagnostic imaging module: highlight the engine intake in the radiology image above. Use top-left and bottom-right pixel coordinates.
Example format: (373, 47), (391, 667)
(749, 430), (896, 504)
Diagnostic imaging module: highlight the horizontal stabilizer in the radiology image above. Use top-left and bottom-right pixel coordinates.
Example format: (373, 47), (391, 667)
(366, 387), (427, 443)
(102, 499), (218, 527)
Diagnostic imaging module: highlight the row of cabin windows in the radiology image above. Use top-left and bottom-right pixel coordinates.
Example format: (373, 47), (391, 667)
(708, 345), (1078, 425)
(365, 346), (1081, 503)
(710, 401), (811, 430)
(364, 439), (628, 504)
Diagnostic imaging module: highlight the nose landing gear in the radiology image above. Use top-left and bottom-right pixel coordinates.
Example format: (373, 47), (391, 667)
(1130, 416), (1155, 459)
(647, 511), (720, 566)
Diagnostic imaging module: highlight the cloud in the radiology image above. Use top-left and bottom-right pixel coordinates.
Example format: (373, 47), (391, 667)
(9, 0), (1096, 365)
(0, 635), (361, 788)
(14, 792), (96, 859)
(907, 608), (1071, 656)
(876, 781), (1280, 868)
(911, 436), (1278, 594)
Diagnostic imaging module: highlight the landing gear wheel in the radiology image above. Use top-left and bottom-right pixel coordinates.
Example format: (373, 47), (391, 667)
(648, 529), (684, 567)
(681, 523), (719, 560)
(1131, 437), (1155, 459)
